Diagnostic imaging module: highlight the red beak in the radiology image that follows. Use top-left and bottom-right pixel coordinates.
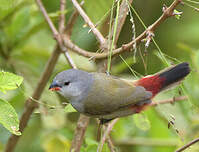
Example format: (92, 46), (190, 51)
(49, 87), (61, 91)
(49, 82), (61, 91)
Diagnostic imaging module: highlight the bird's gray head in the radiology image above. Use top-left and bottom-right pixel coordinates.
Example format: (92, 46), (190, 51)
(49, 69), (93, 102)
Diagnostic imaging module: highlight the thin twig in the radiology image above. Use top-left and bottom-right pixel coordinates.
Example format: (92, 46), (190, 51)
(61, 0), (182, 59)
(36, 0), (76, 68)
(71, 0), (106, 47)
(64, 1), (85, 37)
(59, 0), (66, 33)
(151, 96), (188, 106)
(65, 10), (79, 37)
(176, 137), (199, 152)
(149, 0), (182, 32)
(36, 0), (59, 37)
(35, 0), (63, 47)
(111, 0), (134, 44)
(97, 119), (119, 152)
(70, 115), (90, 152)
(64, 52), (77, 69)
(5, 46), (61, 152)
(59, 0), (77, 69)
(107, 136), (116, 152)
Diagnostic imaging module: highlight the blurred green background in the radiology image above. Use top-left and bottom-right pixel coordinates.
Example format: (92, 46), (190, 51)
(0, 0), (199, 151)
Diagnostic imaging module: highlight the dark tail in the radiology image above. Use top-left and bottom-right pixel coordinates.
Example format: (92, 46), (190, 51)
(158, 62), (190, 90)
(136, 62), (190, 97)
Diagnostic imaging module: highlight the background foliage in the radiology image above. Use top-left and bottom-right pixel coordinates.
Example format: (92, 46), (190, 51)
(0, 0), (199, 151)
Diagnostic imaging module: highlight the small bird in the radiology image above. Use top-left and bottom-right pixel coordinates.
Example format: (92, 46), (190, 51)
(49, 62), (190, 124)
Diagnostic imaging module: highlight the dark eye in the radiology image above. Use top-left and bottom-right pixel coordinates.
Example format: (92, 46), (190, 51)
(64, 81), (70, 86)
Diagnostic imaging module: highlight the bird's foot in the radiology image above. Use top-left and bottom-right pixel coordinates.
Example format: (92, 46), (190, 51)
(105, 71), (111, 76)
(99, 118), (114, 125)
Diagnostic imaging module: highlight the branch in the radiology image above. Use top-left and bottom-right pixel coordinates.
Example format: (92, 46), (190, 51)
(150, 96), (188, 106)
(111, 0), (134, 44)
(176, 137), (199, 152)
(36, 0), (76, 68)
(64, 10), (79, 37)
(70, 115), (90, 152)
(61, 0), (182, 60)
(97, 119), (119, 152)
(64, 52), (77, 69)
(59, 0), (66, 33)
(107, 136), (116, 152)
(5, 46), (61, 152)
(149, 0), (183, 32)
(36, 0), (59, 37)
(71, 0), (106, 47)
(59, 0), (77, 69)
(35, 0), (61, 45)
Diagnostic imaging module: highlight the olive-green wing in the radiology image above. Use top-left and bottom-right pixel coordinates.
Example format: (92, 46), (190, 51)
(83, 73), (152, 115)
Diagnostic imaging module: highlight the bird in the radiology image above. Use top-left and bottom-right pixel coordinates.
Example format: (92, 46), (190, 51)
(49, 62), (190, 124)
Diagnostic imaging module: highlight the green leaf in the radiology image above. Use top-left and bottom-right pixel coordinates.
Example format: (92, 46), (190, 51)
(64, 104), (77, 113)
(0, 99), (21, 135)
(133, 113), (151, 131)
(0, 71), (23, 93)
